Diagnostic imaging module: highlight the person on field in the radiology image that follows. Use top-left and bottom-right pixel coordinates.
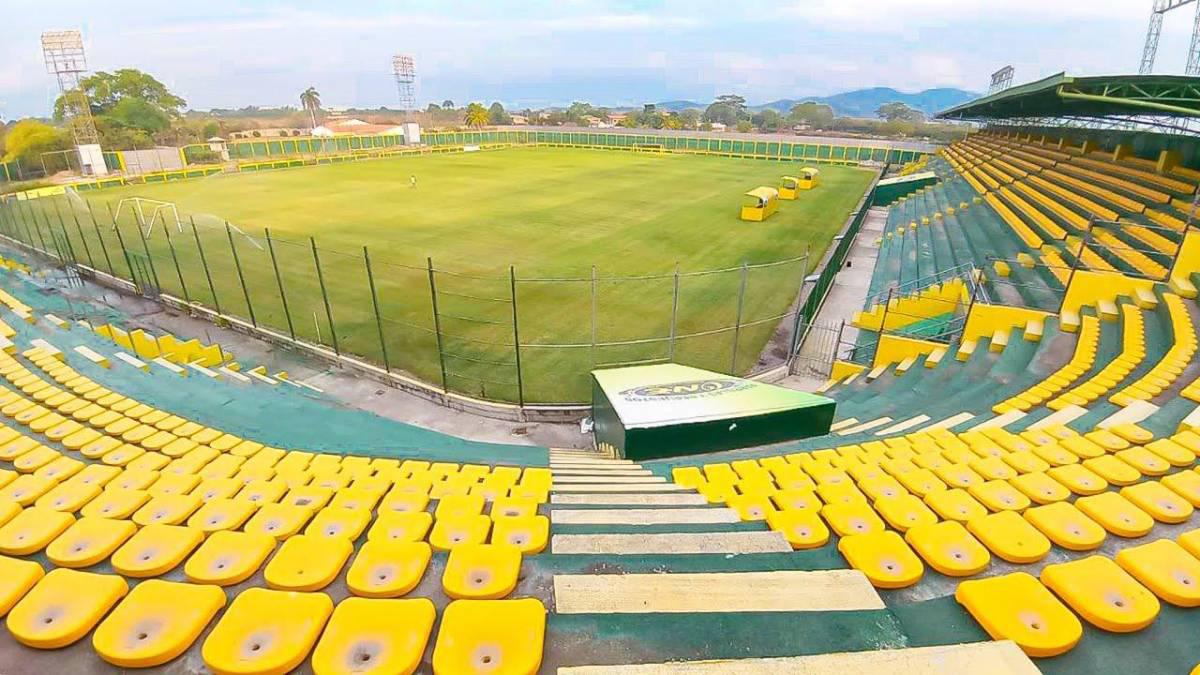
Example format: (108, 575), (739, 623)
(410, 174), (417, 189)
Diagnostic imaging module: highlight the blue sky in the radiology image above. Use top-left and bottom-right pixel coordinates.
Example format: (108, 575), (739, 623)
(1, 0), (1195, 119)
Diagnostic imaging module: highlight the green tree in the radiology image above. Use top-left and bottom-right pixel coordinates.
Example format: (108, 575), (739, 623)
(735, 120), (754, 133)
(876, 102), (922, 123)
(426, 103), (442, 113)
(107, 98), (171, 134)
(300, 87), (322, 128)
(441, 99), (455, 109)
(752, 108), (783, 132)
(488, 102), (511, 125)
(1, 120), (71, 173)
(678, 109), (700, 129)
(464, 102), (489, 128)
(715, 94), (748, 119)
(565, 102), (595, 124)
(788, 102), (835, 128)
(703, 102), (737, 126)
(54, 69), (185, 121)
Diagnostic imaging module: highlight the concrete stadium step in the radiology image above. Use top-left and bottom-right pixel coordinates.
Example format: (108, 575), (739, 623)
(550, 494), (709, 506)
(550, 508), (739, 525)
(551, 459), (639, 468)
(553, 475), (666, 484)
(551, 531), (790, 554)
(556, 641), (1038, 674)
(552, 468), (654, 476)
(552, 570), (883, 614)
(551, 483), (690, 493)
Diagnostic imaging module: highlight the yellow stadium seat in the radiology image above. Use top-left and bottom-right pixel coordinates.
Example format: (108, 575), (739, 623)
(0, 555), (43, 616)
(92, 579), (225, 668)
(378, 490), (430, 515)
(311, 597), (436, 675)
(242, 502), (314, 540)
(1116, 539), (1200, 608)
(1121, 481), (1194, 524)
(35, 480), (100, 513)
(966, 511), (1051, 564)
(1041, 555), (1159, 632)
(111, 524), (204, 577)
(1076, 492), (1154, 538)
(368, 511), (434, 544)
(429, 514), (491, 551)
(80, 488), (149, 520)
(0, 507), (74, 556)
(491, 515), (549, 554)
(202, 587), (333, 675)
(264, 534), (353, 591)
(837, 530), (924, 589)
(765, 508), (830, 550)
(443, 543), (521, 600)
(132, 493), (203, 526)
(873, 494), (938, 532)
(346, 541), (431, 598)
(955, 572), (1082, 657)
(187, 498), (258, 533)
(432, 598), (546, 675)
(7, 569), (128, 649)
(1009, 472), (1071, 505)
(904, 520), (990, 576)
(924, 488), (988, 522)
(305, 506), (371, 540)
(45, 517), (137, 568)
(184, 530), (276, 586)
(1047, 464), (1108, 495)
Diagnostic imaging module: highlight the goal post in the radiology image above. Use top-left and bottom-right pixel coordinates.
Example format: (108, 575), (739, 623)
(113, 197), (183, 237)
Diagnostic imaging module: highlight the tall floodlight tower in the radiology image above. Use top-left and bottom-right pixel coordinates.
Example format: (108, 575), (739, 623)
(392, 54), (421, 144)
(392, 55), (416, 113)
(1140, 0), (1200, 76)
(988, 66), (1015, 95)
(41, 30), (107, 176)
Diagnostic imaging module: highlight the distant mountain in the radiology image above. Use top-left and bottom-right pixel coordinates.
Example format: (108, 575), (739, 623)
(649, 100), (707, 112)
(748, 87), (980, 118)
(645, 87), (979, 118)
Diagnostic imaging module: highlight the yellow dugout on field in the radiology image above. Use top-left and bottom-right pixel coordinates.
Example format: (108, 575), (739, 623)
(740, 187), (780, 222)
(779, 176), (801, 200)
(797, 167), (820, 190)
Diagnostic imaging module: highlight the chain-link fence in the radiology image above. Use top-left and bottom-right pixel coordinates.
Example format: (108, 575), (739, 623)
(0, 187), (886, 404)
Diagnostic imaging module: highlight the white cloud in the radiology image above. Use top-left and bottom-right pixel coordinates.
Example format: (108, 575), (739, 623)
(780, 0), (1147, 31)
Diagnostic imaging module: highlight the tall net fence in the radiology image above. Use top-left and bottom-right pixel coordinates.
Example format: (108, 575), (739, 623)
(0, 185), (877, 404)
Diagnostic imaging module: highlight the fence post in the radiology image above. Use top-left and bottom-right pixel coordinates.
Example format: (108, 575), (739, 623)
(68, 207), (95, 270)
(135, 217), (162, 291)
(668, 262), (680, 361)
(590, 265), (598, 364)
(23, 201), (49, 253)
(363, 246), (390, 373)
(310, 237), (339, 357)
(730, 261), (748, 374)
(162, 225), (189, 304)
(111, 220), (137, 288)
(226, 223), (256, 327)
(34, 200), (55, 255)
(51, 202), (78, 263)
(833, 319), (847, 375)
(88, 204), (115, 275)
(426, 257), (449, 393)
(1058, 215), (1092, 313)
(264, 230), (296, 341)
(509, 266), (525, 409)
(191, 217), (222, 315)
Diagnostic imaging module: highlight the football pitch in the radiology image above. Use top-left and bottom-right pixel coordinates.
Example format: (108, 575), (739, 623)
(36, 146), (874, 402)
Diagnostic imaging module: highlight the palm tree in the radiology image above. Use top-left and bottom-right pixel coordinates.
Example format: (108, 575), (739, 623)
(464, 103), (489, 129)
(300, 87), (322, 129)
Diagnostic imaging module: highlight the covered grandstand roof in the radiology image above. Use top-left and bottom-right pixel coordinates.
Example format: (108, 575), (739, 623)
(936, 72), (1200, 122)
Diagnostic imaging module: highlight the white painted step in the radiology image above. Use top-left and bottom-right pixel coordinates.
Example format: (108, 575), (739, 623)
(551, 531), (790, 555)
(551, 494), (709, 506)
(551, 508), (738, 525)
(553, 570), (883, 613)
(551, 483), (688, 494)
(556, 641), (1037, 674)
(552, 468), (653, 476)
(552, 475), (666, 484)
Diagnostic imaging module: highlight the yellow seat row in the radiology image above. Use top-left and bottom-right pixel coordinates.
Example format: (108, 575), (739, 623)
(994, 315), (1099, 413)
(1049, 305), (1143, 410)
(1, 563), (546, 673)
(1115, 293), (1195, 406)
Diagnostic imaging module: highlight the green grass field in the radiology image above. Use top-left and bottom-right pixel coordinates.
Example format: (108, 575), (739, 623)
(20, 146), (873, 402)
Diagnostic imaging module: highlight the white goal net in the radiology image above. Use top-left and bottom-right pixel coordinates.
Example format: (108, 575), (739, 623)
(113, 197), (182, 237)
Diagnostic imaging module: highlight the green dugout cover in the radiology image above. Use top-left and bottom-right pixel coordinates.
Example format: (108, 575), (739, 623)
(592, 364), (836, 461)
